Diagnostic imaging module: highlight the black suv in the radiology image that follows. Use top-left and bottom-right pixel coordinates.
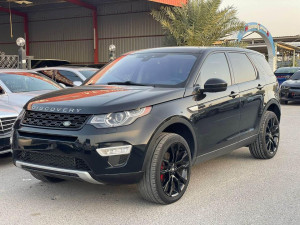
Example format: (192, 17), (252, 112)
(12, 47), (281, 204)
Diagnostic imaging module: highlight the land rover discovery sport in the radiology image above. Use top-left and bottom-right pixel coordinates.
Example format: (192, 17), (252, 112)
(12, 47), (281, 204)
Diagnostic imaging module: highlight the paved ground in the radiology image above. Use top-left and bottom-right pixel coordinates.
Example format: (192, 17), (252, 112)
(0, 104), (299, 225)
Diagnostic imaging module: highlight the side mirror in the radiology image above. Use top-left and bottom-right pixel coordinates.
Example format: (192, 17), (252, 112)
(73, 81), (83, 86)
(203, 78), (227, 93)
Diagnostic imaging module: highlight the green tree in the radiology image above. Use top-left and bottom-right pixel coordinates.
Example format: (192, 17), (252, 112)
(151, 0), (245, 47)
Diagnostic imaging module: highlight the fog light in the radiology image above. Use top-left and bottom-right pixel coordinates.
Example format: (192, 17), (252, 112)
(96, 145), (132, 157)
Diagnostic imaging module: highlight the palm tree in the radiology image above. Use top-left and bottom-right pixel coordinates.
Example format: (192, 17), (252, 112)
(151, 0), (245, 47)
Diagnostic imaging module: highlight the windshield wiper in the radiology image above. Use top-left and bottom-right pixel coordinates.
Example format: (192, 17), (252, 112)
(107, 81), (153, 86)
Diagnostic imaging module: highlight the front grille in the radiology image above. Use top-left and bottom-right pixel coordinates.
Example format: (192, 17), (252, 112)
(15, 151), (91, 171)
(0, 116), (17, 135)
(22, 111), (89, 129)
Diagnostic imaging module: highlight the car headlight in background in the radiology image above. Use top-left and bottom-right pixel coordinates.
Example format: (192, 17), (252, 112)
(280, 85), (290, 90)
(89, 106), (152, 128)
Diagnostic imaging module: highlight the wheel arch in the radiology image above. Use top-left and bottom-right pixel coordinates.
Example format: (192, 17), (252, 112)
(142, 116), (197, 171)
(265, 99), (281, 122)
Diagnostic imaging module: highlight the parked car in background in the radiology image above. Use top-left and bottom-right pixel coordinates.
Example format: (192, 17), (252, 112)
(274, 67), (300, 85)
(34, 67), (98, 87)
(0, 104), (20, 155)
(0, 70), (62, 109)
(279, 70), (300, 104)
(30, 59), (70, 69)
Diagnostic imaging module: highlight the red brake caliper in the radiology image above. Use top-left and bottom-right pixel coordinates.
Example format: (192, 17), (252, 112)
(160, 163), (164, 181)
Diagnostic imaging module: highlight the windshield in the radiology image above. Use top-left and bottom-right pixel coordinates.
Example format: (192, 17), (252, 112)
(275, 67), (300, 74)
(0, 72), (61, 93)
(291, 71), (300, 80)
(79, 70), (98, 79)
(85, 53), (198, 87)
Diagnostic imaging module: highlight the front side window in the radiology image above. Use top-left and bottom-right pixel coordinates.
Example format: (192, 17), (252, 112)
(85, 53), (198, 87)
(228, 53), (257, 83)
(198, 53), (232, 86)
(0, 73), (61, 93)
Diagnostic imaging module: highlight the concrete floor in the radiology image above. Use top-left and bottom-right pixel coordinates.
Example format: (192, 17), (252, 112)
(0, 103), (299, 225)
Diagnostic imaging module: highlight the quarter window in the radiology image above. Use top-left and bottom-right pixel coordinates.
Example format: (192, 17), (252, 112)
(228, 53), (257, 83)
(198, 53), (232, 86)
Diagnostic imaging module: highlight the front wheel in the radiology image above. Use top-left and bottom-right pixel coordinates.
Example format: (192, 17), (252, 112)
(138, 133), (191, 204)
(249, 111), (280, 159)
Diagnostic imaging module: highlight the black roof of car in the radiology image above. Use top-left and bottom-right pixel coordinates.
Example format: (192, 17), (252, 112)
(132, 46), (262, 55)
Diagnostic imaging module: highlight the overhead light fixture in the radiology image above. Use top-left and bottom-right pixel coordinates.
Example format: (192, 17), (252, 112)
(12, 0), (33, 5)
(16, 37), (25, 47)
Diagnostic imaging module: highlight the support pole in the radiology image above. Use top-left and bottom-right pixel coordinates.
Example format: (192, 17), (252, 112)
(0, 6), (29, 56)
(65, 0), (99, 64)
(293, 50), (296, 67)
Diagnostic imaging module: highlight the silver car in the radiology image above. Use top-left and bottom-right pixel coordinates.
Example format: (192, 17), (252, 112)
(33, 67), (98, 87)
(0, 70), (62, 153)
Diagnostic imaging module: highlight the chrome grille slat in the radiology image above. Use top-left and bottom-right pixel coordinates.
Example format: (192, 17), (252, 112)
(0, 117), (16, 135)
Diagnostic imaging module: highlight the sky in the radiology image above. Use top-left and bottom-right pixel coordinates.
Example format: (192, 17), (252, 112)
(220, 0), (300, 37)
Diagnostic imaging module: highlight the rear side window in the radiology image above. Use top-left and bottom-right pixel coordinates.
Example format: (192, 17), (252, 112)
(228, 53), (257, 83)
(198, 53), (232, 86)
(248, 54), (274, 76)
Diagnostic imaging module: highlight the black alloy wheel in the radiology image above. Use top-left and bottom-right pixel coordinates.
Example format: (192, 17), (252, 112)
(138, 133), (191, 204)
(160, 142), (190, 197)
(265, 116), (279, 155)
(249, 111), (280, 159)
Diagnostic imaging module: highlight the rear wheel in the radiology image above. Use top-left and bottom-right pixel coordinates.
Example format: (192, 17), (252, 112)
(30, 172), (65, 183)
(138, 133), (191, 204)
(249, 111), (280, 159)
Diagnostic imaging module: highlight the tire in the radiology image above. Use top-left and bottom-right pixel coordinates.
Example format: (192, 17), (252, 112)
(249, 111), (280, 159)
(138, 132), (191, 204)
(30, 172), (65, 183)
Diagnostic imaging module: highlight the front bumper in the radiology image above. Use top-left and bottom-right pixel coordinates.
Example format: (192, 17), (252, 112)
(12, 113), (159, 184)
(280, 88), (300, 101)
(0, 135), (12, 155)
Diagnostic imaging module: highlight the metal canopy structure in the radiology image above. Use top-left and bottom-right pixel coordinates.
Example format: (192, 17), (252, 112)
(0, 0), (187, 63)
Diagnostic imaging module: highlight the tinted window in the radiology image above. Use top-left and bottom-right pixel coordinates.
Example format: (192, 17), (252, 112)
(275, 67), (300, 74)
(228, 53), (257, 83)
(0, 85), (4, 94)
(291, 71), (300, 80)
(0, 73), (61, 93)
(249, 54), (274, 76)
(87, 53), (198, 87)
(198, 53), (231, 86)
(79, 70), (97, 79)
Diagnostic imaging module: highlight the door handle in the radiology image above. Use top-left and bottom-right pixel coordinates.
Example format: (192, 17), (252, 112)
(257, 84), (263, 90)
(229, 91), (239, 98)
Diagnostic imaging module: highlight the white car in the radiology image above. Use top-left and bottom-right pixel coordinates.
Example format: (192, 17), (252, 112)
(33, 67), (98, 87)
(0, 70), (62, 154)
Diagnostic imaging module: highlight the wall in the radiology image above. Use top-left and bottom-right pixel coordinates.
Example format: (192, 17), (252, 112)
(0, 1), (165, 63)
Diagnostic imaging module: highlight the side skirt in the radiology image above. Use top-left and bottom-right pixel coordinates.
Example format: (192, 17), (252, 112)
(194, 134), (257, 165)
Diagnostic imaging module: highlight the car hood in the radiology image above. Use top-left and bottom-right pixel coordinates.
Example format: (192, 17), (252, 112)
(0, 103), (22, 117)
(281, 80), (300, 88)
(8, 90), (54, 108)
(25, 85), (185, 114)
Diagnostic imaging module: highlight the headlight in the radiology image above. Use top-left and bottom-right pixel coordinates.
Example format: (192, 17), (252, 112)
(89, 106), (152, 128)
(281, 85), (290, 90)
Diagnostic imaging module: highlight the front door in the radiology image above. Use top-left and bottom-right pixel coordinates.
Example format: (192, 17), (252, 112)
(193, 52), (241, 156)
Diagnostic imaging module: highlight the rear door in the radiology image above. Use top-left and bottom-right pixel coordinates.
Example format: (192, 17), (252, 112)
(194, 52), (241, 155)
(227, 52), (265, 139)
